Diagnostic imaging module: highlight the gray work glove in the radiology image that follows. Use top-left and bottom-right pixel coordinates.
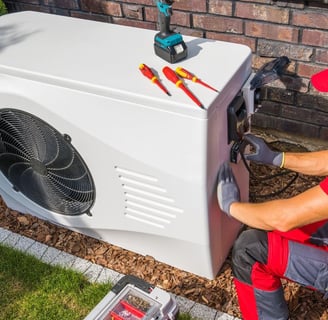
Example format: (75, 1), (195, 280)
(242, 134), (283, 167)
(217, 162), (240, 217)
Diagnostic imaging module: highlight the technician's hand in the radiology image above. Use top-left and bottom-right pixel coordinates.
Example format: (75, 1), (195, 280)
(242, 134), (284, 167)
(217, 162), (240, 217)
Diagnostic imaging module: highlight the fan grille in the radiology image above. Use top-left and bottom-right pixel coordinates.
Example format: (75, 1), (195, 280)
(0, 108), (95, 216)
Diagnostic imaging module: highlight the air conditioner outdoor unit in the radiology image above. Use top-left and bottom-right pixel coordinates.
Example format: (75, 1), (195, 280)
(0, 11), (253, 279)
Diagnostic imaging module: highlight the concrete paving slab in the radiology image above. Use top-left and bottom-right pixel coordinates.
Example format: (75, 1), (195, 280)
(215, 311), (238, 319)
(15, 235), (35, 252)
(96, 267), (122, 284)
(2, 232), (21, 247)
(83, 263), (104, 282)
(53, 251), (78, 268)
(72, 256), (93, 274)
(27, 241), (48, 259)
(189, 302), (218, 320)
(41, 246), (62, 264)
(174, 295), (196, 313)
(0, 228), (10, 242)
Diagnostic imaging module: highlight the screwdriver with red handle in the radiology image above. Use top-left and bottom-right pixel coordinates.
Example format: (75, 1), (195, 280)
(139, 63), (170, 96)
(175, 66), (218, 92)
(162, 66), (204, 109)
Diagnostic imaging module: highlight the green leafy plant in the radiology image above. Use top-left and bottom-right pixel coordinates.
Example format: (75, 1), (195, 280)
(0, 0), (7, 15)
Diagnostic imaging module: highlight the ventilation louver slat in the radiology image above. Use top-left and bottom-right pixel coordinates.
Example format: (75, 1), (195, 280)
(115, 166), (183, 228)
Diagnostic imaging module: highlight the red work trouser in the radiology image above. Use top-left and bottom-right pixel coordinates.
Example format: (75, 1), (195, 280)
(232, 229), (328, 320)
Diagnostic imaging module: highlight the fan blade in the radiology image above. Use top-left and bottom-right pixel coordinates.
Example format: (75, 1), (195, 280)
(7, 162), (31, 190)
(23, 118), (62, 164)
(0, 111), (39, 159)
(0, 153), (28, 177)
(0, 131), (30, 159)
(48, 172), (94, 201)
(20, 168), (91, 215)
(44, 132), (75, 169)
(19, 168), (62, 211)
(49, 152), (89, 179)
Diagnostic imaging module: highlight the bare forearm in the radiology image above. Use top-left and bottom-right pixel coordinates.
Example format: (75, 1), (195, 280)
(230, 201), (287, 231)
(230, 185), (328, 231)
(284, 151), (328, 176)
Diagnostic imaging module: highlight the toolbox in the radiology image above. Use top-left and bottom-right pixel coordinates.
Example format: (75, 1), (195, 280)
(84, 275), (179, 320)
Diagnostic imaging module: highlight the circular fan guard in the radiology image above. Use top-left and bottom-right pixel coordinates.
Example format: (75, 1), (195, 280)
(0, 108), (95, 216)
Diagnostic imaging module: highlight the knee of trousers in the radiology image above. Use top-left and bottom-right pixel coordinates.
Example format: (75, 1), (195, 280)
(232, 229), (269, 284)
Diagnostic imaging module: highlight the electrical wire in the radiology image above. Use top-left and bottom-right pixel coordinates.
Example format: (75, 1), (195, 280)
(237, 140), (299, 199)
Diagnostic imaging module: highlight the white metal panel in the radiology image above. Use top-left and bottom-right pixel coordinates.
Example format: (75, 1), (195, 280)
(0, 11), (252, 278)
(0, 11), (251, 118)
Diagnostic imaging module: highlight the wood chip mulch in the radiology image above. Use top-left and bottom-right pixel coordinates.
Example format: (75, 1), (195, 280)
(0, 140), (327, 319)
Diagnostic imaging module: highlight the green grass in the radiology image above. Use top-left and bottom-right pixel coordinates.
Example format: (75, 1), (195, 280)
(0, 243), (194, 320)
(0, 243), (112, 320)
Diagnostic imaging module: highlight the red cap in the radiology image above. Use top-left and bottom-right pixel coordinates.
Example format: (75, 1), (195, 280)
(311, 69), (328, 92)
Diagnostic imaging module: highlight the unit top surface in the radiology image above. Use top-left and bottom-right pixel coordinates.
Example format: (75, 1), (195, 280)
(0, 11), (252, 118)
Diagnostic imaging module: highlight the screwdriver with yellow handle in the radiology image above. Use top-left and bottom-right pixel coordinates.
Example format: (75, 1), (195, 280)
(175, 67), (218, 92)
(162, 66), (204, 109)
(139, 63), (171, 96)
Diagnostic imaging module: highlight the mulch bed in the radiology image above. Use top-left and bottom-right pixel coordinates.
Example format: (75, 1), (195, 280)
(0, 140), (327, 319)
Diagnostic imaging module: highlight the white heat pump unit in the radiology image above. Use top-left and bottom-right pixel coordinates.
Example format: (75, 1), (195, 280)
(0, 11), (254, 279)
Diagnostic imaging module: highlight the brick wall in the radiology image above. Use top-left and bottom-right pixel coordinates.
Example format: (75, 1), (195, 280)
(3, 0), (328, 141)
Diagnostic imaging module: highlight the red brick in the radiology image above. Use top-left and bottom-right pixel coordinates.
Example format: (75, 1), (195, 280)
(297, 63), (326, 78)
(239, 0), (272, 3)
(208, 0), (233, 16)
(235, 2), (289, 24)
(122, 4), (143, 20)
(45, 0), (78, 9)
(171, 10), (190, 27)
(296, 91), (327, 110)
(144, 6), (156, 22)
(12, 3), (50, 12)
(252, 113), (320, 139)
(266, 87), (295, 105)
(275, 2), (304, 9)
(280, 105), (328, 127)
(81, 0), (122, 16)
(119, 0), (153, 5)
(193, 14), (243, 33)
(302, 29), (328, 48)
(206, 32), (256, 52)
(253, 56), (296, 73)
(145, 7), (190, 27)
(245, 21), (298, 43)
(257, 39), (313, 62)
(292, 11), (328, 29)
(172, 0), (206, 12)
(177, 27), (203, 38)
(315, 49), (328, 65)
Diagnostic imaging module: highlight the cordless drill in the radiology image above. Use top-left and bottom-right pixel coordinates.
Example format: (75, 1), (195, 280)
(154, 0), (187, 63)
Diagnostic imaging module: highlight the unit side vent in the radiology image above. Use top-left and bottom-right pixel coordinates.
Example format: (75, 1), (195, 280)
(115, 166), (183, 228)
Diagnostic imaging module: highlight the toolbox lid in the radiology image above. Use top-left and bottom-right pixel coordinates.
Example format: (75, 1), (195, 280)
(0, 11), (252, 118)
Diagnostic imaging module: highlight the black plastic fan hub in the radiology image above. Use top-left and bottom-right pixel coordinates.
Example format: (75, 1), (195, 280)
(30, 158), (48, 176)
